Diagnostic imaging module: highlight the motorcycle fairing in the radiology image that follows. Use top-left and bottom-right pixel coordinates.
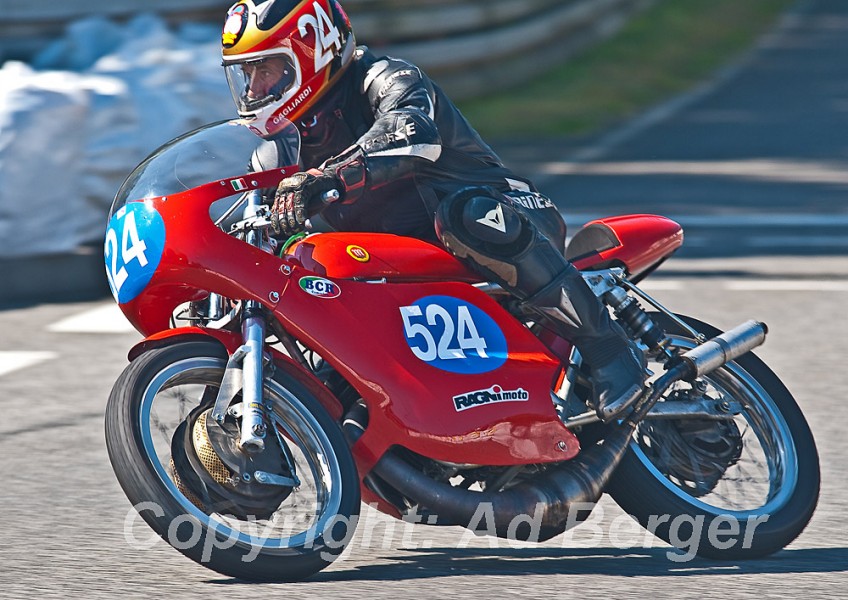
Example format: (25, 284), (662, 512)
(115, 167), (306, 335)
(265, 262), (582, 472)
(114, 176), (581, 472)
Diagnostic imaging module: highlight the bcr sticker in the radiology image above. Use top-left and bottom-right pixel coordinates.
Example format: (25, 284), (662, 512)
(299, 276), (341, 299)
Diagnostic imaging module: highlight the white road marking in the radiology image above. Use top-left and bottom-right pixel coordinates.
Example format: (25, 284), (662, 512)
(30, 276), (848, 345)
(636, 281), (685, 291)
(638, 279), (848, 292)
(0, 351), (58, 377)
(563, 212), (848, 252)
(746, 235), (848, 248)
(540, 159), (848, 186)
(0, 277), (839, 382)
(725, 280), (848, 292)
(563, 212), (848, 228)
(47, 303), (136, 333)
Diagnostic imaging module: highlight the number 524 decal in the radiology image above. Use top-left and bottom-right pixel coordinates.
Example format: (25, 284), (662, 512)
(399, 296), (507, 374)
(104, 203), (165, 304)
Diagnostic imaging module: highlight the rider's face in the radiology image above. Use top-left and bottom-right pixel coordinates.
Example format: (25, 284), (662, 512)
(242, 57), (292, 99)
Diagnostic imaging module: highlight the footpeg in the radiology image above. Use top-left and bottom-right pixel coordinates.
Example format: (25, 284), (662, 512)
(591, 343), (648, 422)
(597, 382), (644, 422)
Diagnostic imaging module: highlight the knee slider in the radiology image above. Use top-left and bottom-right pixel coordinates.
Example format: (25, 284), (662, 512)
(435, 186), (533, 257)
(436, 186), (571, 298)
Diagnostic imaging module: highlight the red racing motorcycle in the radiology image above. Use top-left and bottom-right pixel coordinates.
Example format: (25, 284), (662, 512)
(104, 119), (819, 581)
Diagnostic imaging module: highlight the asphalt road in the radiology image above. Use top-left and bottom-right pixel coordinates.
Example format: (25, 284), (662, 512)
(2, 0), (848, 598)
(1, 258), (846, 599)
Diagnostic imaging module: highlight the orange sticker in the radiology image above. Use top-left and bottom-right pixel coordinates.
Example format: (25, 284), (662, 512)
(346, 245), (370, 262)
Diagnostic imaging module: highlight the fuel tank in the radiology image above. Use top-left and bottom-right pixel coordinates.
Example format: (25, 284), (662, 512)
(286, 232), (483, 282)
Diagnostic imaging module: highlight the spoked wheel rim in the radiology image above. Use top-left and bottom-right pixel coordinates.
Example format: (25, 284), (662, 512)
(634, 334), (799, 518)
(138, 356), (345, 550)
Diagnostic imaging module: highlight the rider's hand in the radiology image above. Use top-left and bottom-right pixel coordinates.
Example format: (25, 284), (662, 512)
(271, 169), (341, 235)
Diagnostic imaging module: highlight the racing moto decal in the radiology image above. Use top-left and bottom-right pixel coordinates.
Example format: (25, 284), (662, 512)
(399, 295), (507, 374)
(299, 276), (341, 298)
(104, 202), (165, 304)
(453, 385), (529, 412)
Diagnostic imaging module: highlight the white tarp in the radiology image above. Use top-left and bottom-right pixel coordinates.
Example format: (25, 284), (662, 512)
(0, 14), (234, 257)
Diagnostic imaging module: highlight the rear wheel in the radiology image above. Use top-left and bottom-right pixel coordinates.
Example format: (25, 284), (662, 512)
(105, 340), (360, 581)
(606, 313), (819, 559)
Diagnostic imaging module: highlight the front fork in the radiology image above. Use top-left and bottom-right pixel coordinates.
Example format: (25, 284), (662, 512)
(210, 190), (273, 454)
(238, 303), (269, 452)
(208, 305), (269, 453)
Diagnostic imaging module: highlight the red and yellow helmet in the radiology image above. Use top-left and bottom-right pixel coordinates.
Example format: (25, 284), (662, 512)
(222, 0), (355, 138)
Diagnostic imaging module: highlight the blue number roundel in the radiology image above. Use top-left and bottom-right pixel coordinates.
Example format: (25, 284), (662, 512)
(400, 295), (508, 374)
(104, 202), (166, 304)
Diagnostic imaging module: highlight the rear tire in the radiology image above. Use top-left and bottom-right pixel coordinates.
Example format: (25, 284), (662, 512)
(105, 340), (360, 581)
(606, 313), (819, 559)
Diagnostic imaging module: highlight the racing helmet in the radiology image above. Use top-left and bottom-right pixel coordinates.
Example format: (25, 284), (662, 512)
(222, 0), (356, 138)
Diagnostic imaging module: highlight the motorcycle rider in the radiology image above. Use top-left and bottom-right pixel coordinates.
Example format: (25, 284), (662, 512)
(221, 0), (646, 421)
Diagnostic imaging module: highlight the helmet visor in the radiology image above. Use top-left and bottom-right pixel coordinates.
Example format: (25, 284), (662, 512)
(224, 53), (301, 115)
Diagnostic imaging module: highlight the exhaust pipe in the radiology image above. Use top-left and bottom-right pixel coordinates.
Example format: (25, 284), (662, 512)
(677, 320), (767, 380)
(369, 421), (637, 542)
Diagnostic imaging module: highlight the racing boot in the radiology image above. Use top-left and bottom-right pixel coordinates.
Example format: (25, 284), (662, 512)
(525, 264), (647, 422)
(433, 187), (646, 421)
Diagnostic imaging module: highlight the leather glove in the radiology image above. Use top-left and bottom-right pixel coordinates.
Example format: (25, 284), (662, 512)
(271, 168), (341, 236)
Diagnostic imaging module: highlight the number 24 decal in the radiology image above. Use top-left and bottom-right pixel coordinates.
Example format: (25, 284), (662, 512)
(298, 2), (343, 72)
(105, 209), (149, 295)
(104, 203), (164, 303)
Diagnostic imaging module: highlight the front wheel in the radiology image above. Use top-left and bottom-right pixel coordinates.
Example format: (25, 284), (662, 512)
(105, 340), (360, 581)
(606, 313), (819, 559)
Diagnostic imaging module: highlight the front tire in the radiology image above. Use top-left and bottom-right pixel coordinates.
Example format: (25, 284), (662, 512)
(606, 313), (819, 559)
(105, 340), (360, 581)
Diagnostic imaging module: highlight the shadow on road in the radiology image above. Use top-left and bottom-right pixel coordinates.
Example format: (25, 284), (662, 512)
(314, 546), (848, 581)
(207, 546), (847, 584)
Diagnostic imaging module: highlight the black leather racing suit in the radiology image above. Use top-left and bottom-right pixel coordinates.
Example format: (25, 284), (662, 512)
(295, 46), (566, 250)
(287, 46), (645, 421)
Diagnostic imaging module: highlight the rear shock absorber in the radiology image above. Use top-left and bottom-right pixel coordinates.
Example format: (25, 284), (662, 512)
(604, 286), (668, 352)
